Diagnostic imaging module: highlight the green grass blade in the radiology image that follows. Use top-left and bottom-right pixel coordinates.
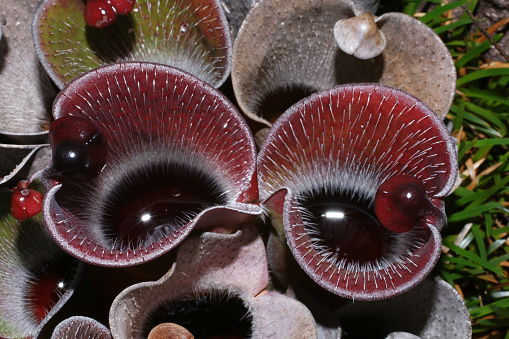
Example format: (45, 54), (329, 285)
(419, 0), (469, 24)
(472, 224), (487, 261)
(492, 226), (509, 237)
(485, 213), (494, 238)
(442, 255), (483, 270)
(457, 68), (509, 87)
(434, 18), (473, 34)
(453, 95), (466, 132)
(465, 101), (506, 130)
(478, 318), (509, 327)
(455, 34), (503, 68)
(473, 138), (509, 147)
(455, 176), (509, 208)
(460, 88), (509, 106)
(487, 253), (509, 266)
(443, 240), (486, 265)
(470, 298), (509, 318)
(448, 202), (504, 223)
(457, 138), (477, 161)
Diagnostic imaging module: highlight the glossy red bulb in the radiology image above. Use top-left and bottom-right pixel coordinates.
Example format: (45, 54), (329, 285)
(374, 175), (430, 233)
(49, 116), (107, 178)
(84, 0), (117, 29)
(10, 181), (43, 221)
(108, 0), (135, 15)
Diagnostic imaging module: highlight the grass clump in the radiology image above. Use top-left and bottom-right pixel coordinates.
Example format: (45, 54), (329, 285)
(400, 0), (509, 337)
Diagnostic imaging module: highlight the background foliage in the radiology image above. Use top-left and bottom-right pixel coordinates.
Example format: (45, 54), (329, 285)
(384, 0), (509, 337)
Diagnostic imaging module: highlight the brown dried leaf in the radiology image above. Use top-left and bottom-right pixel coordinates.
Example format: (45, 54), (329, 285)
(455, 284), (464, 299)
(478, 162), (503, 177)
(477, 274), (499, 284)
(464, 158), (476, 180)
(480, 61), (509, 69)
(474, 17), (509, 43)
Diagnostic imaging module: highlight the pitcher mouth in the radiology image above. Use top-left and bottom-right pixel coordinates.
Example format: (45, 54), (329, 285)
(295, 188), (429, 275)
(82, 148), (229, 251)
(140, 291), (252, 339)
(283, 188), (439, 300)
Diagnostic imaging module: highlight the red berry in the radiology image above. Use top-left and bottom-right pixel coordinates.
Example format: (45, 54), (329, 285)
(374, 175), (430, 233)
(84, 0), (117, 29)
(11, 181), (43, 221)
(108, 0), (135, 15)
